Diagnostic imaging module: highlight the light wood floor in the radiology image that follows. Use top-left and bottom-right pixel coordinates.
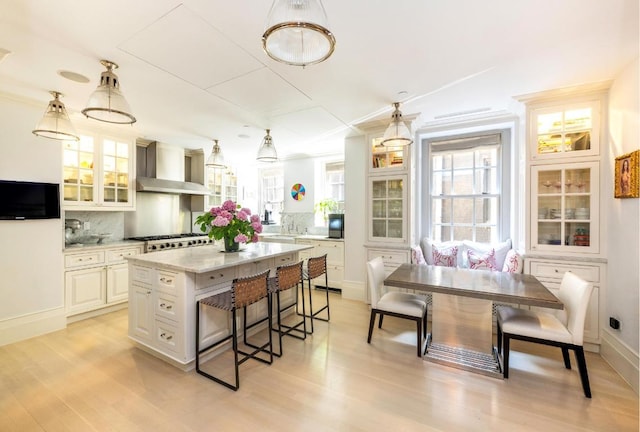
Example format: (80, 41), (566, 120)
(1, 291), (638, 432)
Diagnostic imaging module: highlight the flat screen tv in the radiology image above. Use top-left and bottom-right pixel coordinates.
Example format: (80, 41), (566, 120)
(0, 180), (61, 220)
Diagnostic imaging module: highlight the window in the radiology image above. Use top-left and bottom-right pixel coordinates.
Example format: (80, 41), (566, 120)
(426, 131), (510, 243)
(315, 161), (344, 225)
(260, 167), (284, 224)
(325, 161), (345, 210)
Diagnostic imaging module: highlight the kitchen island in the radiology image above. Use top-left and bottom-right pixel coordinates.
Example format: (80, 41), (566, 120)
(126, 242), (312, 369)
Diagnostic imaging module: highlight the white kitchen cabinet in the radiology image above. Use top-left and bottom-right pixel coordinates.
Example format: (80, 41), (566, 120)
(64, 244), (143, 318)
(62, 132), (135, 210)
(521, 84), (608, 352)
(530, 162), (599, 254)
(127, 250), (302, 367)
(368, 175), (408, 243)
(370, 136), (408, 173)
(296, 238), (344, 289)
(130, 282), (153, 343)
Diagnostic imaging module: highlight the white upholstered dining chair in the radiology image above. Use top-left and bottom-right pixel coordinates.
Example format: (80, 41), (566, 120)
(496, 271), (594, 398)
(366, 257), (428, 357)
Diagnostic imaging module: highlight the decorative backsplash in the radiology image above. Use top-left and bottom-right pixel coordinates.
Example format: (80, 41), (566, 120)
(65, 211), (125, 241)
(261, 212), (328, 236)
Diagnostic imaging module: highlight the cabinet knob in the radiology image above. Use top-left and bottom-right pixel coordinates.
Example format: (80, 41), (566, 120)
(160, 333), (173, 341)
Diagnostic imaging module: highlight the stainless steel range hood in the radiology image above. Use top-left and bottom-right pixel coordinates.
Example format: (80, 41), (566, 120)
(136, 141), (210, 196)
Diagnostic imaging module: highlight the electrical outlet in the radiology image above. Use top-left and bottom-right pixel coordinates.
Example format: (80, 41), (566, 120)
(83, 221), (90, 230)
(609, 317), (620, 330)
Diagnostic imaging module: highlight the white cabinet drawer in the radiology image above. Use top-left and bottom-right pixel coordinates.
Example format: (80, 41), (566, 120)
(155, 319), (181, 356)
(274, 254), (296, 266)
(131, 265), (153, 285)
(530, 261), (600, 283)
(367, 249), (409, 265)
(196, 268), (236, 290)
(107, 247), (141, 264)
(65, 251), (105, 269)
(157, 270), (179, 293)
(156, 292), (179, 322)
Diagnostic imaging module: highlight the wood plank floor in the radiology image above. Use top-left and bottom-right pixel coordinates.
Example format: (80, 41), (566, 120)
(1, 291), (637, 432)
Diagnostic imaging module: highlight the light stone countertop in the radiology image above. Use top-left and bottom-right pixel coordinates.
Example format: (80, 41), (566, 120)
(63, 239), (144, 253)
(259, 233), (344, 242)
(125, 242), (312, 273)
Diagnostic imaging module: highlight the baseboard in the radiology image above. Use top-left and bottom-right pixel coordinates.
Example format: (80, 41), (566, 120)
(66, 303), (128, 324)
(340, 280), (365, 301)
(600, 328), (639, 395)
(0, 307), (67, 347)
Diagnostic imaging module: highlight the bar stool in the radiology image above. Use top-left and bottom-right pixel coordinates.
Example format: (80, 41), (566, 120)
(195, 269), (272, 391)
(301, 254), (330, 333)
(271, 260), (308, 357)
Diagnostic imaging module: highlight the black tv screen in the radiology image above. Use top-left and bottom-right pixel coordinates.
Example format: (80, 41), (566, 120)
(0, 180), (61, 220)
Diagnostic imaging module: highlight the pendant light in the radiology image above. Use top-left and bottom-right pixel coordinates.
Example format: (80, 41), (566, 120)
(256, 129), (278, 162)
(262, 0), (336, 67)
(381, 102), (413, 146)
(206, 139), (226, 168)
(32, 91), (79, 141)
(82, 60), (136, 124)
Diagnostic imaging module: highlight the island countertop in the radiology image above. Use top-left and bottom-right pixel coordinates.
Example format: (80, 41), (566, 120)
(125, 242), (312, 273)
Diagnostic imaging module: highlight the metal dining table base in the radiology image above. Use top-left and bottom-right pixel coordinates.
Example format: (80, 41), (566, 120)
(425, 293), (502, 378)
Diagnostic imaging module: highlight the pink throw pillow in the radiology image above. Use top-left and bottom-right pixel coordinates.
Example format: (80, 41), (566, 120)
(433, 246), (458, 267)
(467, 248), (498, 271)
(411, 245), (427, 265)
(502, 249), (524, 273)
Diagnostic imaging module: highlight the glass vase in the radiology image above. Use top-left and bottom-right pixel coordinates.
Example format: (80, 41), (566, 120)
(224, 236), (240, 252)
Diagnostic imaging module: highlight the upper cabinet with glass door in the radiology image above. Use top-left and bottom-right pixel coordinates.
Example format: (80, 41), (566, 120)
(530, 101), (600, 161)
(369, 175), (407, 243)
(63, 133), (135, 210)
(531, 162), (599, 253)
(370, 137), (408, 173)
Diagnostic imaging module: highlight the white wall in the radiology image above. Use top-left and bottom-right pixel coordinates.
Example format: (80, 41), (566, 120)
(283, 158), (315, 213)
(343, 135), (367, 300)
(605, 57), (640, 354)
(0, 94), (66, 345)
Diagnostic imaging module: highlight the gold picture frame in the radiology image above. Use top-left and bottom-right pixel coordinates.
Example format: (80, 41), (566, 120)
(614, 150), (640, 198)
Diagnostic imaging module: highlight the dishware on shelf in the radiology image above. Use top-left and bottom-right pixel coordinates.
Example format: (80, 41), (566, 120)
(538, 207), (548, 219)
(549, 208), (562, 219)
(575, 208), (590, 219)
(565, 208), (575, 219)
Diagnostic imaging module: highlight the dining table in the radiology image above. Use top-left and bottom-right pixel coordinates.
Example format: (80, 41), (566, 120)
(384, 263), (563, 377)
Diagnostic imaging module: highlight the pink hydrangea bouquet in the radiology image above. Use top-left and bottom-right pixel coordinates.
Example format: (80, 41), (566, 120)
(194, 200), (263, 251)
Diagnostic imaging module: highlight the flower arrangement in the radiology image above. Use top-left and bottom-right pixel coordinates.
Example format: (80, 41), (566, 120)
(194, 200), (263, 252)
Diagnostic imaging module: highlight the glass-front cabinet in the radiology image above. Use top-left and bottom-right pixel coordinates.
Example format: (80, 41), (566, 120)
(531, 101), (600, 160)
(370, 137), (407, 172)
(63, 133), (135, 210)
(369, 175), (407, 242)
(205, 166), (237, 209)
(530, 162), (599, 253)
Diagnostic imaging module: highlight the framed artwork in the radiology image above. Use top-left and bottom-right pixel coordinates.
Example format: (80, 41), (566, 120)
(614, 150), (640, 198)
(291, 183), (306, 200)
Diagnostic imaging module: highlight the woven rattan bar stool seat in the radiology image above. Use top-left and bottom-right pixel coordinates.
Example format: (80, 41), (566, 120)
(195, 269), (273, 391)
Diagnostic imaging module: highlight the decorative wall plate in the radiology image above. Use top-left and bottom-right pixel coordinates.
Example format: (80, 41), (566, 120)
(291, 183), (305, 200)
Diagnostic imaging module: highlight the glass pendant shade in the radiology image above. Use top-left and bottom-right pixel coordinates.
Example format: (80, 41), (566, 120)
(206, 140), (226, 168)
(32, 91), (79, 141)
(82, 60), (136, 124)
(381, 102), (413, 146)
(262, 0), (336, 67)
(256, 129), (278, 162)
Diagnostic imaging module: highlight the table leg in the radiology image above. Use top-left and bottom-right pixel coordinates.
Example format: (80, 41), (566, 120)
(425, 293), (502, 378)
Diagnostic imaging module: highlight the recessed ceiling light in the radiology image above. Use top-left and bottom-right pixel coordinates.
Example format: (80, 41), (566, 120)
(57, 70), (90, 83)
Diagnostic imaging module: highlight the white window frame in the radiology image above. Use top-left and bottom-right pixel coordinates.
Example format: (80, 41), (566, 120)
(421, 128), (511, 243)
(314, 159), (345, 226)
(259, 166), (284, 224)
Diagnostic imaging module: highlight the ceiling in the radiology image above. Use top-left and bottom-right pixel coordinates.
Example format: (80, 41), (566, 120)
(1, 0), (638, 164)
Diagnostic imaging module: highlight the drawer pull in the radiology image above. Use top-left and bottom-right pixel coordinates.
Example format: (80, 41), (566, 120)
(209, 273), (225, 279)
(159, 303), (172, 310)
(160, 277), (173, 284)
(160, 333), (173, 341)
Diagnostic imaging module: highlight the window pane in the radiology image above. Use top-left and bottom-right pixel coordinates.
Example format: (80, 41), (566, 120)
(475, 226), (495, 243)
(475, 167), (497, 194)
(432, 198), (451, 223)
(452, 169), (473, 195)
(453, 226), (472, 241)
(475, 147), (498, 167)
(474, 197), (498, 224)
(452, 198), (473, 223)
(452, 151), (473, 169)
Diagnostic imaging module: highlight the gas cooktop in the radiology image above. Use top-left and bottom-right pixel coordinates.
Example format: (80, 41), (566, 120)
(127, 233), (207, 241)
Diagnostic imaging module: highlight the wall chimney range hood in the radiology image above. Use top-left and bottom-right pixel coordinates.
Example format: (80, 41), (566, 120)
(136, 141), (210, 196)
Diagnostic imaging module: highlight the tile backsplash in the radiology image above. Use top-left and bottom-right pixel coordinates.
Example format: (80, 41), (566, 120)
(65, 211), (125, 240)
